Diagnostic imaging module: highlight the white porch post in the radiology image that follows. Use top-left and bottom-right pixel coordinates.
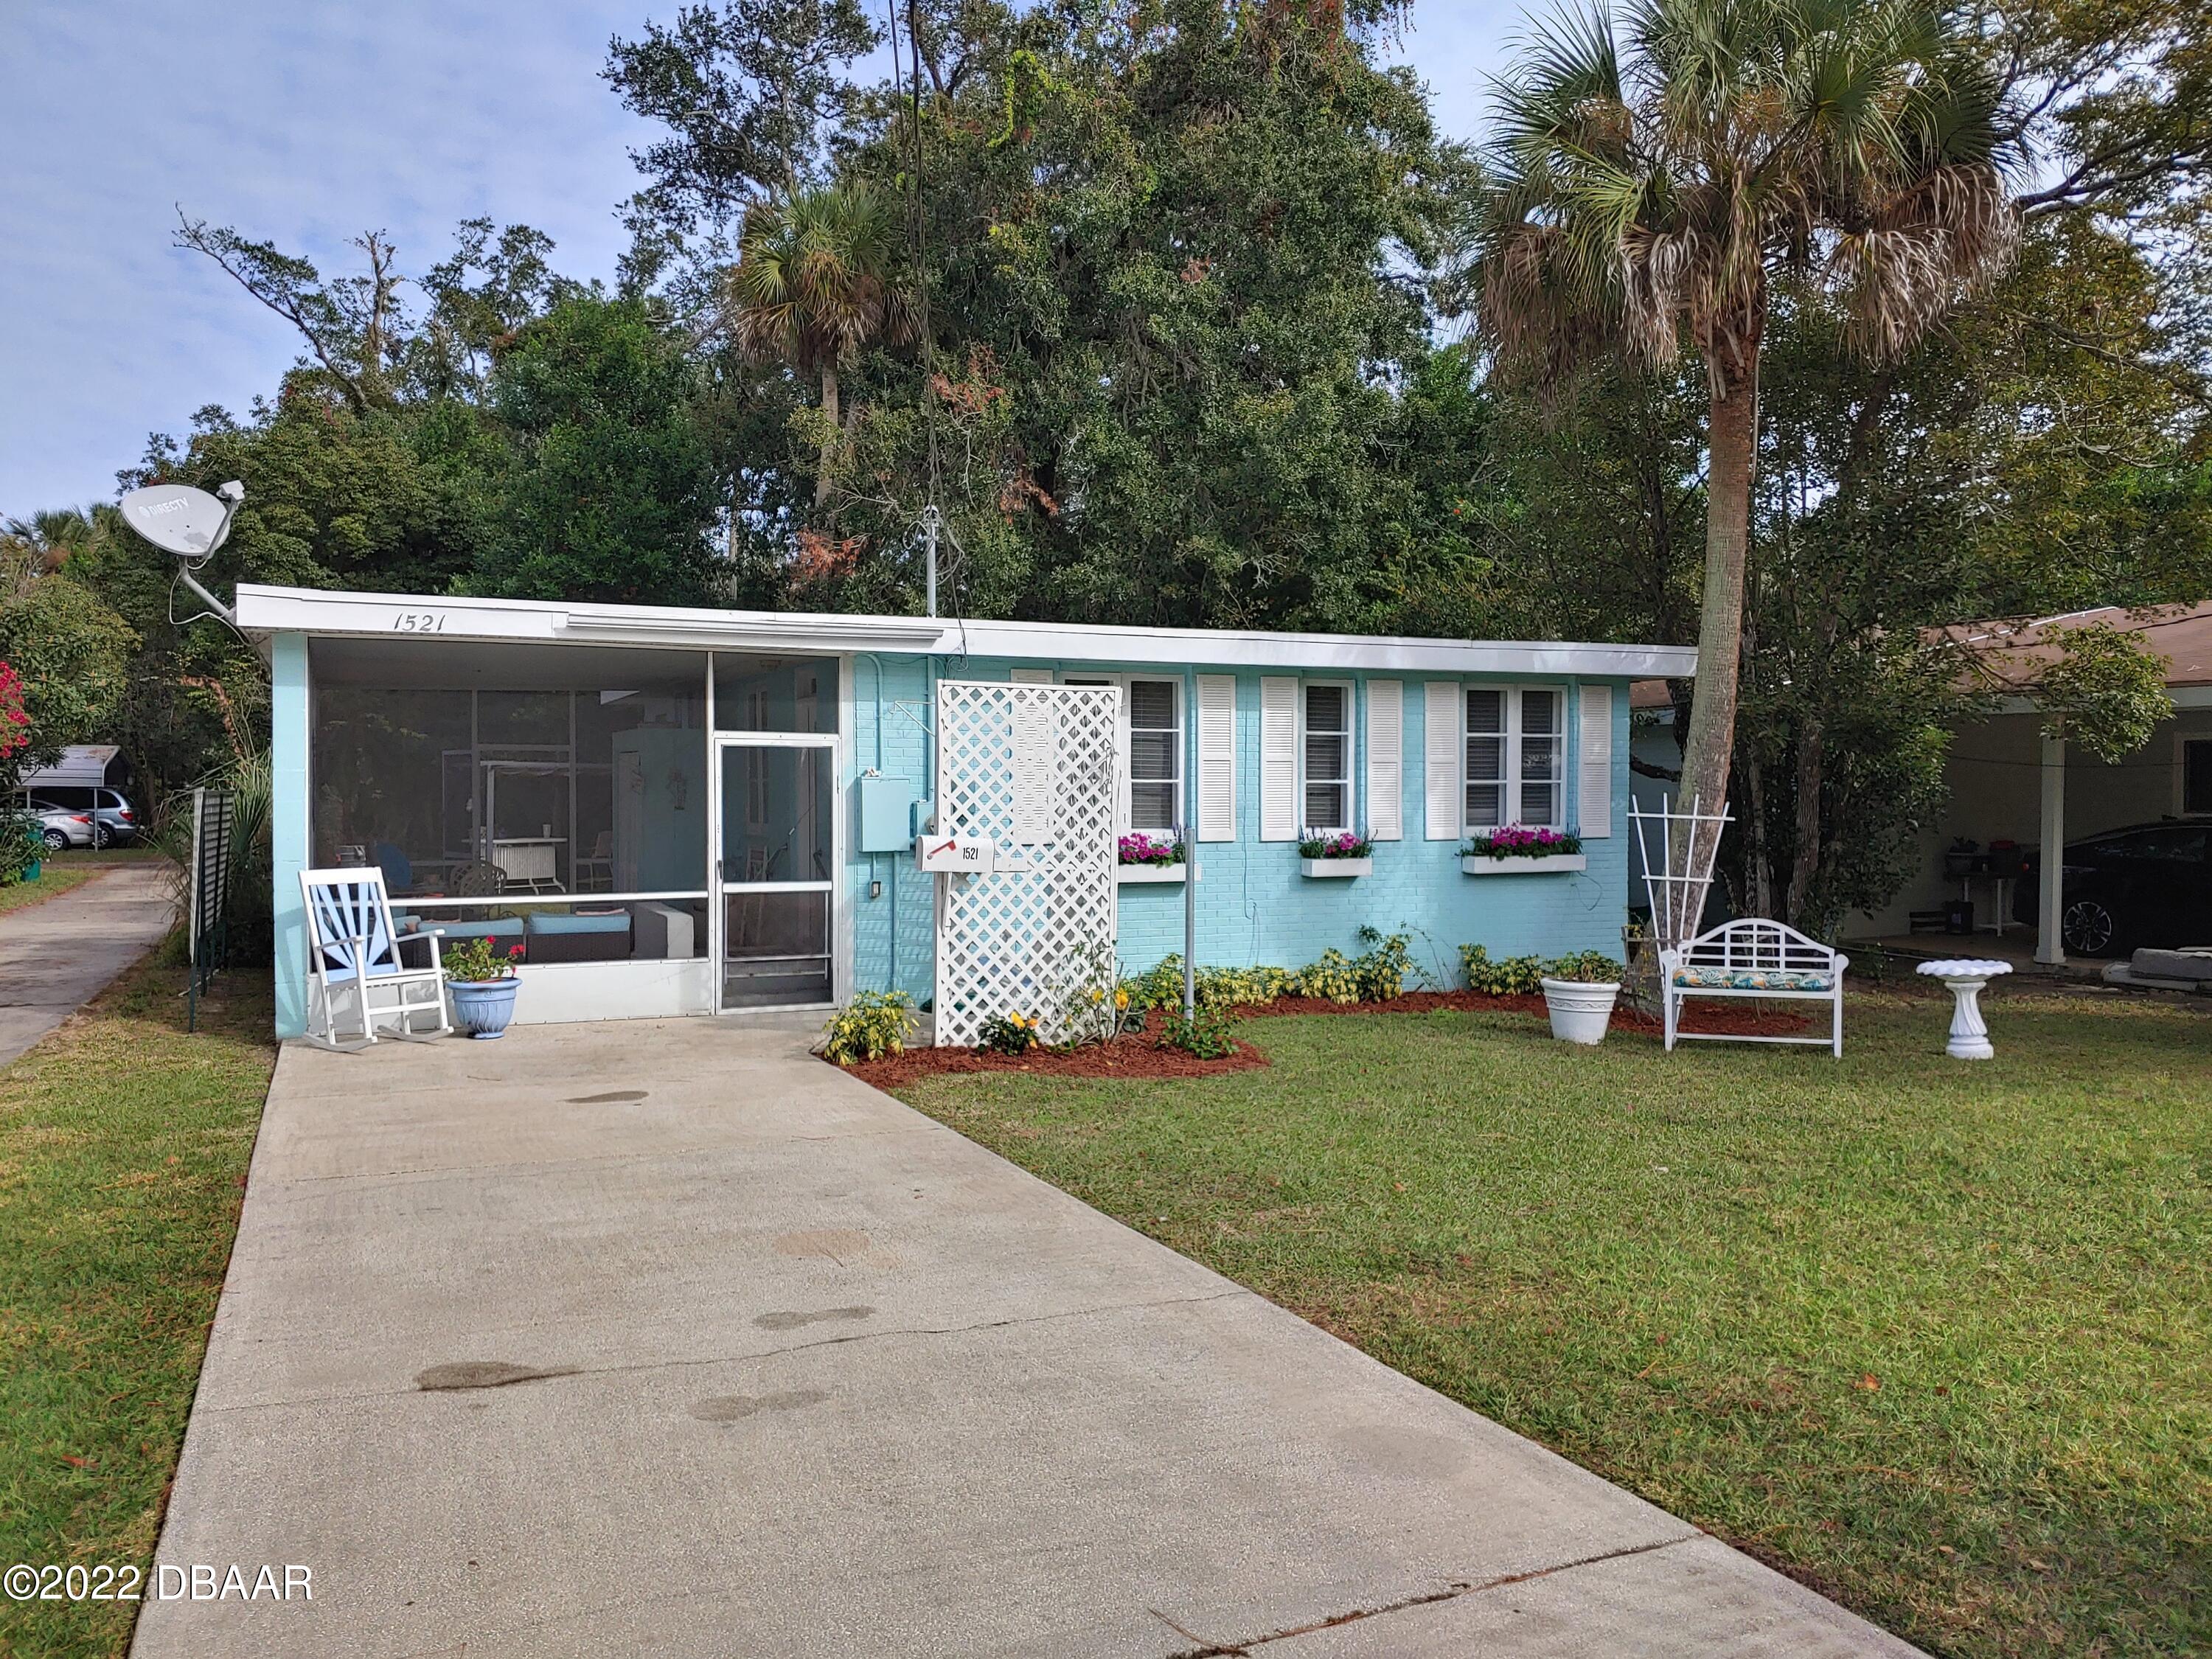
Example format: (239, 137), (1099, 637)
(2035, 728), (2066, 965)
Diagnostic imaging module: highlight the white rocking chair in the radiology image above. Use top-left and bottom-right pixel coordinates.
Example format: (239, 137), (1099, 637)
(299, 867), (451, 1051)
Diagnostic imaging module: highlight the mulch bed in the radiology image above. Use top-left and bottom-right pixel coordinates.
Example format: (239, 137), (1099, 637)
(843, 1009), (1270, 1085)
(1224, 988), (1811, 1038)
(835, 988), (1809, 1084)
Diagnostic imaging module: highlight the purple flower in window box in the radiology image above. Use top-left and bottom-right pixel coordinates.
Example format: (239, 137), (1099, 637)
(1118, 831), (1185, 867)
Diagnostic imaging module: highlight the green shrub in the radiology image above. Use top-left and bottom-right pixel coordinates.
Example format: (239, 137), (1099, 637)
(976, 1011), (1041, 1056)
(1351, 926), (1413, 1000)
(1461, 944), (1543, 995)
(1291, 948), (1362, 1004)
(1157, 1003), (1237, 1059)
(819, 990), (917, 1065)
(0, 810), (41, 884)
(1543, 950), (1624, 984)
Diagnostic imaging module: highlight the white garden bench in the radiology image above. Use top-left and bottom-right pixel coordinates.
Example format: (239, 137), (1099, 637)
(300, 867), (451, 1051)
(1659, 918), (1847, 1057)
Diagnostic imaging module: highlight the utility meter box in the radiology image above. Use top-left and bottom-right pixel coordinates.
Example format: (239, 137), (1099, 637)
(855, 774), (914, 853)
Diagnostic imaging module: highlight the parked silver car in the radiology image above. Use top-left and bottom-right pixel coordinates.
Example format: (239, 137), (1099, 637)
(36, 808), (95, 851)
(25, 785), (139, 847)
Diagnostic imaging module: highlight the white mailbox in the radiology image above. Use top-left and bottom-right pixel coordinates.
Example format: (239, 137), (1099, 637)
(916, 833), (995, 875)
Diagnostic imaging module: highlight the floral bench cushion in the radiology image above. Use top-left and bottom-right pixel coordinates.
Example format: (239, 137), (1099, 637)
(1672, 965), (1834, 992)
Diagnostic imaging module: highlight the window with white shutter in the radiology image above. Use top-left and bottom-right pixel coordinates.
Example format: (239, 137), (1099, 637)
(1259, 677), (1298, 840)
(1196, 675), (1236, 841)
(1463, 686), (1567, 831)
(1425, 682), (1458, 839)
(1366, 680), (1402, 840)
(1464, 689), (1506, 829)
(1520, 689), (1563, 826)
(1301, 683), (1353, 832)
(1577, 684), (1613, 837)
(1127, 679), (1181, 831)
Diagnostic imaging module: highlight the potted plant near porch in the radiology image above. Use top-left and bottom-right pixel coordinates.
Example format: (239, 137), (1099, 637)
(443, 935), (525, 1040)
(1539, 951), (1624, 1046)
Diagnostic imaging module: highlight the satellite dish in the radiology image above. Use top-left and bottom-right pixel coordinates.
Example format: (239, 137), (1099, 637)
(119, 481), (243, 565)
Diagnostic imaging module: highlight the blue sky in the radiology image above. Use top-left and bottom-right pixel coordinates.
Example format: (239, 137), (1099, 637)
(0, 1), (1516, 518)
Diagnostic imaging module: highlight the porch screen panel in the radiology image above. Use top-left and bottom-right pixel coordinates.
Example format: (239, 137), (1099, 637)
(310, 647), (712, 966)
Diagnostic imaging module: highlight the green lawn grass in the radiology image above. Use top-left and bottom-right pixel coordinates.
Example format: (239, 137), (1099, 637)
(888, 989), (2211, 1658)
(0, 959), (274, 1659)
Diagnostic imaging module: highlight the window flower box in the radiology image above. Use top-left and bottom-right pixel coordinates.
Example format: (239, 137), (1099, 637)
(1117, 862), (1193, 884)
(1461, 853), (1586, 875)
(1118, 832), (1188, 883)
(1461, 827), (1583, 874)
(1298, 828), (1372, 877)
(1300, 856), (1371, 878)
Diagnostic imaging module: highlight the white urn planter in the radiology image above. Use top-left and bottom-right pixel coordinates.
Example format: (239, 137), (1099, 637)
(1299, 857), (1371, 878)
(1461, 854), (1587, 876)
(1540, 977), (1619, 1046)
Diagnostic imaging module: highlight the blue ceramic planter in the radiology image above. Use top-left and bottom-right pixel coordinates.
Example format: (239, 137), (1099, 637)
(448, 978), (521, 1040)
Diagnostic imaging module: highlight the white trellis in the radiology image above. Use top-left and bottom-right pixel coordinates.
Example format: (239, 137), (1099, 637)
(1629, 792), (1734, 949)
(933, 680), (1120, 1047)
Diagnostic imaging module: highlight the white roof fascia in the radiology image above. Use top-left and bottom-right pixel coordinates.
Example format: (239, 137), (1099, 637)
(950, 619), (1697, 678)
(233, 585), (948, 653)
(234, 584), (1697, 678)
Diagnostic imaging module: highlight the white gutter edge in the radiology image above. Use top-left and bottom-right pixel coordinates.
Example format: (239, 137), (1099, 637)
(232, 583), (1698, 678)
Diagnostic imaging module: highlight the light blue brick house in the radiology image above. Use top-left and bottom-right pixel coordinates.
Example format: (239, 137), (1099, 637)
(240, 585), (1694, 1038)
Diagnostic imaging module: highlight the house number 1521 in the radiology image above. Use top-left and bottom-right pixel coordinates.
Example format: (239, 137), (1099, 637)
(392, 612), (447, 633)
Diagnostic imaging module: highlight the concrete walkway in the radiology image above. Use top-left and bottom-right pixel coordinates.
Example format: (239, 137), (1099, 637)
(0, 863), (175, 1065)
(137, 1018), (1919, 1658)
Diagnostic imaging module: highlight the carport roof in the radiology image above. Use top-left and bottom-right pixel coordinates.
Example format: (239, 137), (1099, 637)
(234, 584), (1700, 680)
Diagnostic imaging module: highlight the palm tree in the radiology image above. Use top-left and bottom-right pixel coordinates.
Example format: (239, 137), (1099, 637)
(1472, 0), (2017, 840)
(728, 182), (914, 505)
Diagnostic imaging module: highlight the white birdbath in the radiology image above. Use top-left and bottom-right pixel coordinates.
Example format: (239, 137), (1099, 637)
(1915, 959), (2014, 1060)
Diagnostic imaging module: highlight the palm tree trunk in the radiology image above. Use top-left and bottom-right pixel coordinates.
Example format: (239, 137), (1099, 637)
(816, 365), (841, 507)
(1678, 359), (1759, 871)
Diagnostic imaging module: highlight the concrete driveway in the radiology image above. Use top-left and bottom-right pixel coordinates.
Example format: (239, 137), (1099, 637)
(0, 862), (175, 1065)
(137, 1017), (1919, 1658)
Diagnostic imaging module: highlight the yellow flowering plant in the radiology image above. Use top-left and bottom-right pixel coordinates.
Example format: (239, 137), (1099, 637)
(976, 1011), (1041, 1056)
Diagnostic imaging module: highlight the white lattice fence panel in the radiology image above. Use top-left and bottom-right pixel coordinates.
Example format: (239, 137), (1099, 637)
(934, 681), (1120, 1047)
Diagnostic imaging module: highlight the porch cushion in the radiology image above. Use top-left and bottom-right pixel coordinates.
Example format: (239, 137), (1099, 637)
(1672, 966), (1834, 992)
(526, 911), (630, 937)
(424, 917), (526, 942)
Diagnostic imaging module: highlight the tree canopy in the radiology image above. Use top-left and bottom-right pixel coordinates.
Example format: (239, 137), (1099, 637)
(10, 0), (2208, 930)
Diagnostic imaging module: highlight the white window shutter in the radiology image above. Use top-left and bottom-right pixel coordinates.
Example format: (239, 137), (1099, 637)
(1260, 676), (1297, 841)
(1197, 675), (1237, 842)
(1579, 684), (1613, 838)
(1366, 680), (1402, 840)
(1425, 681), (1459, 840)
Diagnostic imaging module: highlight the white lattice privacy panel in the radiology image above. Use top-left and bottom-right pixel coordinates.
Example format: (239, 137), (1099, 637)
(933, 680), (1120, 1047)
